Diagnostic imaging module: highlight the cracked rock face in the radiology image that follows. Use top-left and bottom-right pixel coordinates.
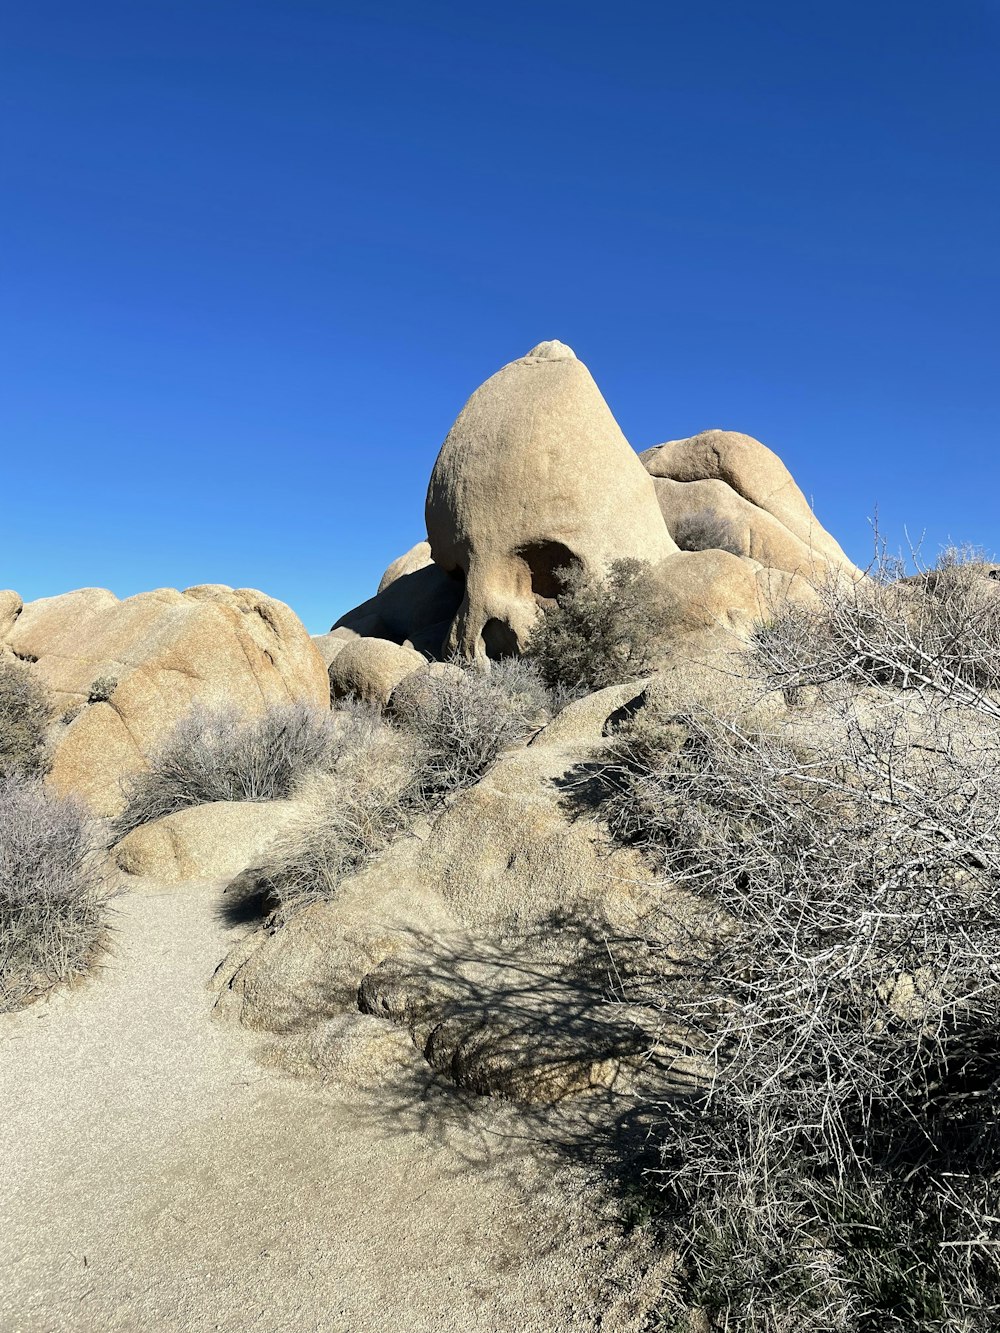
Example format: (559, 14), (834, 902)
(0, 584), (328, 816)
(424, 341), (676, 663)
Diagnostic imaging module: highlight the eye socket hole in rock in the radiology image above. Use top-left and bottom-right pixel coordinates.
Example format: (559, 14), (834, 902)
(482, 618), (521, 660)
(516, 541), (580, 604)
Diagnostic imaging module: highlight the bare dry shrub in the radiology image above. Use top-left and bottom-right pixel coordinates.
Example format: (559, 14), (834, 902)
(526, 558), (666, 693)
(671, 507), (743, 556)
(393, 665), (540, 801)
(591, 662), (1000, 1328)
(113, 700), (366, 841)
(0, 778), (112, 1010)
(252, 719), (418, 916)
(0, 659), (52, 779)
(485, 655), (560, 722)
(756, 544), (1000, 713)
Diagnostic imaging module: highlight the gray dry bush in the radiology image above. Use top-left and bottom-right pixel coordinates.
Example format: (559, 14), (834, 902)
(0, 778), (111, 1011)
(87, 674), (118, 703)
(526, 557), (665, 694)
(670, 506), (743, 556)
(260, 666), (546, 914)
(589, 548), (1000, 1330)
(392, 662), (545, 801)
(251, 716), (417, 916)
(0, 659), (52, 780)
(756, 543), (1000, 710)
(113, 701), (357, 841)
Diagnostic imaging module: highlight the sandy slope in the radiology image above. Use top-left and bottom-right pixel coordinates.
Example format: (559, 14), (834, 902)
(0, 880), (654, 1333)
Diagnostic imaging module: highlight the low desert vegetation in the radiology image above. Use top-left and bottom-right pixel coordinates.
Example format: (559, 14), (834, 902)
(249, 716), (417, 916)
(587, 544), (1000, 1330)
(115, 664), (551, 913)
(112, 700), (358, 841)
(0, 658), (53, 779)
(87, 674), (118, 703)
(391, 660), (545, 801)
(526, 557), (667, 693)
(756, 542), (1000, 708)
(670, 506), (743, 556)
(0, 778), (112, 1011)
(255, 664), (550, 914)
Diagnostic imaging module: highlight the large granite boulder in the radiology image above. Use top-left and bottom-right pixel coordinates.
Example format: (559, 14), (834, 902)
(641, 429), (859, 579)
(1, 585), (328, 816)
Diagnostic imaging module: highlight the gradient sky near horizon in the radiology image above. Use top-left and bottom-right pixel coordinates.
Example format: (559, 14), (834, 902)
(2, 2), (997, 632)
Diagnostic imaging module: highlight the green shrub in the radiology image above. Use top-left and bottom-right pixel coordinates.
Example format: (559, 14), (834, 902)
(0, 659), (52, 779)
(88, 674), (118, 703)
(525, 558), (665, 694)
(0, 778), (111, 1011)
(113, 700), (365, 841)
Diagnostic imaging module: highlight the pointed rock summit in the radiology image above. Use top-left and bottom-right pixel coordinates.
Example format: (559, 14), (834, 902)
(424, 341), (677, 659)
(521, 339), (578, 361)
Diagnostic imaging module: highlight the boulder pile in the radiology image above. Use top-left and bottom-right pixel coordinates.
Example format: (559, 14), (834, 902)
(331, 340), (857, 691)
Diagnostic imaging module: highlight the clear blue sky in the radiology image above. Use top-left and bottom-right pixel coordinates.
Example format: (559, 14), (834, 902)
(2, 2), (997, 632)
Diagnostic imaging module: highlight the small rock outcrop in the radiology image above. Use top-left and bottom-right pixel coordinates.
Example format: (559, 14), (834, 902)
(1, 585), (328, 816)
(327, 636), (426, 708)
(115, 800), (296, 884)
(642, 429), (858, 578)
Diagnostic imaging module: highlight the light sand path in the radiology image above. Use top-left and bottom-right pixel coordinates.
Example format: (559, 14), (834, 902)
(1, 881), (641, 1333)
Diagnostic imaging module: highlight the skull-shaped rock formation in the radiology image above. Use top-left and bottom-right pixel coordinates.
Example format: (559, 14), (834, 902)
(424, 341), (677, 661)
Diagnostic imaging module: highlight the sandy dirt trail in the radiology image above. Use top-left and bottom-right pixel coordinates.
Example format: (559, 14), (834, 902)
(1, 880), (641, 1333)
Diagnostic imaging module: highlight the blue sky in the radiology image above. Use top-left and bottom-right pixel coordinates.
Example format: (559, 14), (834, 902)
(2, 2), (997, 632)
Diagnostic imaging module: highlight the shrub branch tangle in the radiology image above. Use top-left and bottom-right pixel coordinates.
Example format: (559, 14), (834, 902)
(0, 779), (111, 1011)
(391, 662), (544, 801)
(591, 552), (1000, 1330)
(756, 544), (1000, 715)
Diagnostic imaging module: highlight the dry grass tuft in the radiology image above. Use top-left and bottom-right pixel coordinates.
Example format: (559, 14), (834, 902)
(0, 778), (112, 1011)
(112, 700), (367, 841)
(671, 506), (743, 557)
(252, 717), (418, 916)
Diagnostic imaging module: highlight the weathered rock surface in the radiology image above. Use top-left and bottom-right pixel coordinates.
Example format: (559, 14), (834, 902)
(310, 627), (357, 668)
(332, 551), (463, 657)
(642, 429), (858, 578)
(327, 635), (426, 707)
(0, 585), (328, 816)
(115, 800), (297, 884)
(213, 705), (658, 1081)
(425, 340), (676, 661)
(0, 590), (22, 640)
(377, 541), (434, 593)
